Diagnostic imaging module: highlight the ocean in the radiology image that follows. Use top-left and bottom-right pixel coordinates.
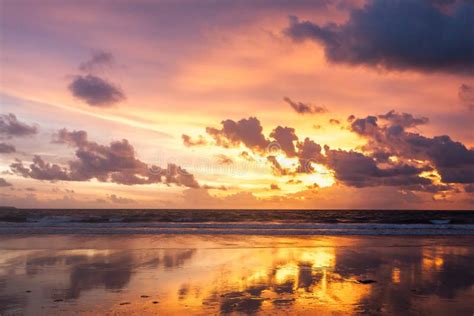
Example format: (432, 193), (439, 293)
(1, 209), (474, 235)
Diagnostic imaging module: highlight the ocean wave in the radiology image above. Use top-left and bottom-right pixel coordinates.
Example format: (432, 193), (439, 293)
(1, 209), (473, 235)
(1, 222), (474, 235)
(1, 209), (474, 225)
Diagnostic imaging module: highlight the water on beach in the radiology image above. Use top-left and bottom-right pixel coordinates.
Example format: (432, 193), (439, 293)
(1, 234), (473, 315)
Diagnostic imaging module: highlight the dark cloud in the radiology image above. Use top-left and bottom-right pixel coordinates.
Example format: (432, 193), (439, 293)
(329, 118), (340, 125)
(206, 117), (270, 152)
(79, 51), (114, 72)
(371, 150), (391, 163)
(161, 163), (200, 188)
(351, 115), (379, 136)
(324, 146), (432, 187)
(296, 138), (323, 161)
(182, 134), (207, 147)
(0, 143), (15, 154)
(378, 110), (429, 128)
(296, 138), (324, 173)
(53, 129), (88, 147)
(199, 110), (472, 190)
(269, 126), (298, 157)
(270, 183), (280, 190)
(0, 113), (37, 138)
(0, 178), (12, 187)
(283, 97), (327, 115)
(404, 183), (455, 193)
(69, 75), (125, 107)
(458, 84), (474, 110)
(11, 156), (71, 181)
(407, 134), (474, 183)
(108, 194), (135, 204)
(284, 1), (474, 75)
(350, 113), (474, 184)
(202, 115), (438, 188)
(12, 129), (199, 187)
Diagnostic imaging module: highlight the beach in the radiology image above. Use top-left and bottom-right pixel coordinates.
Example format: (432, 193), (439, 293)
(2, 0), (474, 314)
(1, 234), (473, 315)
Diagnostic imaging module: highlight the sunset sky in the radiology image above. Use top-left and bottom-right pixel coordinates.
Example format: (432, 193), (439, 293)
(0, 0), (473, 209)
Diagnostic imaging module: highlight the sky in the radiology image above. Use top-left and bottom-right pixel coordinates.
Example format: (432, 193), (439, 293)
(0, 0), (473, 209)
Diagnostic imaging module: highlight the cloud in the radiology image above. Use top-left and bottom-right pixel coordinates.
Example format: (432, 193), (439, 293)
(108, 194), (135, 204)
(0, 113), (37, 138)
(407, 134), (474, 183)
(0, 143), (15, 154)
(11, 156), (71, 181)
(182, 134), (207, 147)
(201, 115), (438, 188)
(206, 117), (270, 152)
(459, 84), (474, 110)
(329, 118), (340, 125)
(12, 129), (199, 187)
(270, 183), (280, 190)
(53, 129), (88, 147)
(350, 113), (474, 184)
(378, 110), (429, 128)
(196, 108), (474, 191)
(324, 146), (432, 187)
(404, 183), (455, 193)
(269, 126), (298, 157)
(284, 1), (474, 75)
(0, 178), (12, 187)
(296, 137), (324, 173)
(68, 75), (125, 107)
(283, 97), (327, 115)
(79, 51), (114, 72)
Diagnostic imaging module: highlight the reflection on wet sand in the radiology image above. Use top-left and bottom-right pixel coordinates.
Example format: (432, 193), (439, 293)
(0, 236), (473, 315)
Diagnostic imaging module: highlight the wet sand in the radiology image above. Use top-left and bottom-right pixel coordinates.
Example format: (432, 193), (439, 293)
(0, 235), (473, 315)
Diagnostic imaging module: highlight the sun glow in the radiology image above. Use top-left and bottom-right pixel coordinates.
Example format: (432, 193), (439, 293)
(299, 163), (335, 188)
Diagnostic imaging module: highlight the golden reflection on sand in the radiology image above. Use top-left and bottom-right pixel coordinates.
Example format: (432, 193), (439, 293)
(0, 235), (473, 315)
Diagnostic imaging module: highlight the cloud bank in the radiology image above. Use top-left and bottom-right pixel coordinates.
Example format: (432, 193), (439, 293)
(68, 75), (126, 107)
(0, 113), (37, 138)
(285, 0), (474, 75)
(11, 129), (199, 188)
(200, 110), (473, 193)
